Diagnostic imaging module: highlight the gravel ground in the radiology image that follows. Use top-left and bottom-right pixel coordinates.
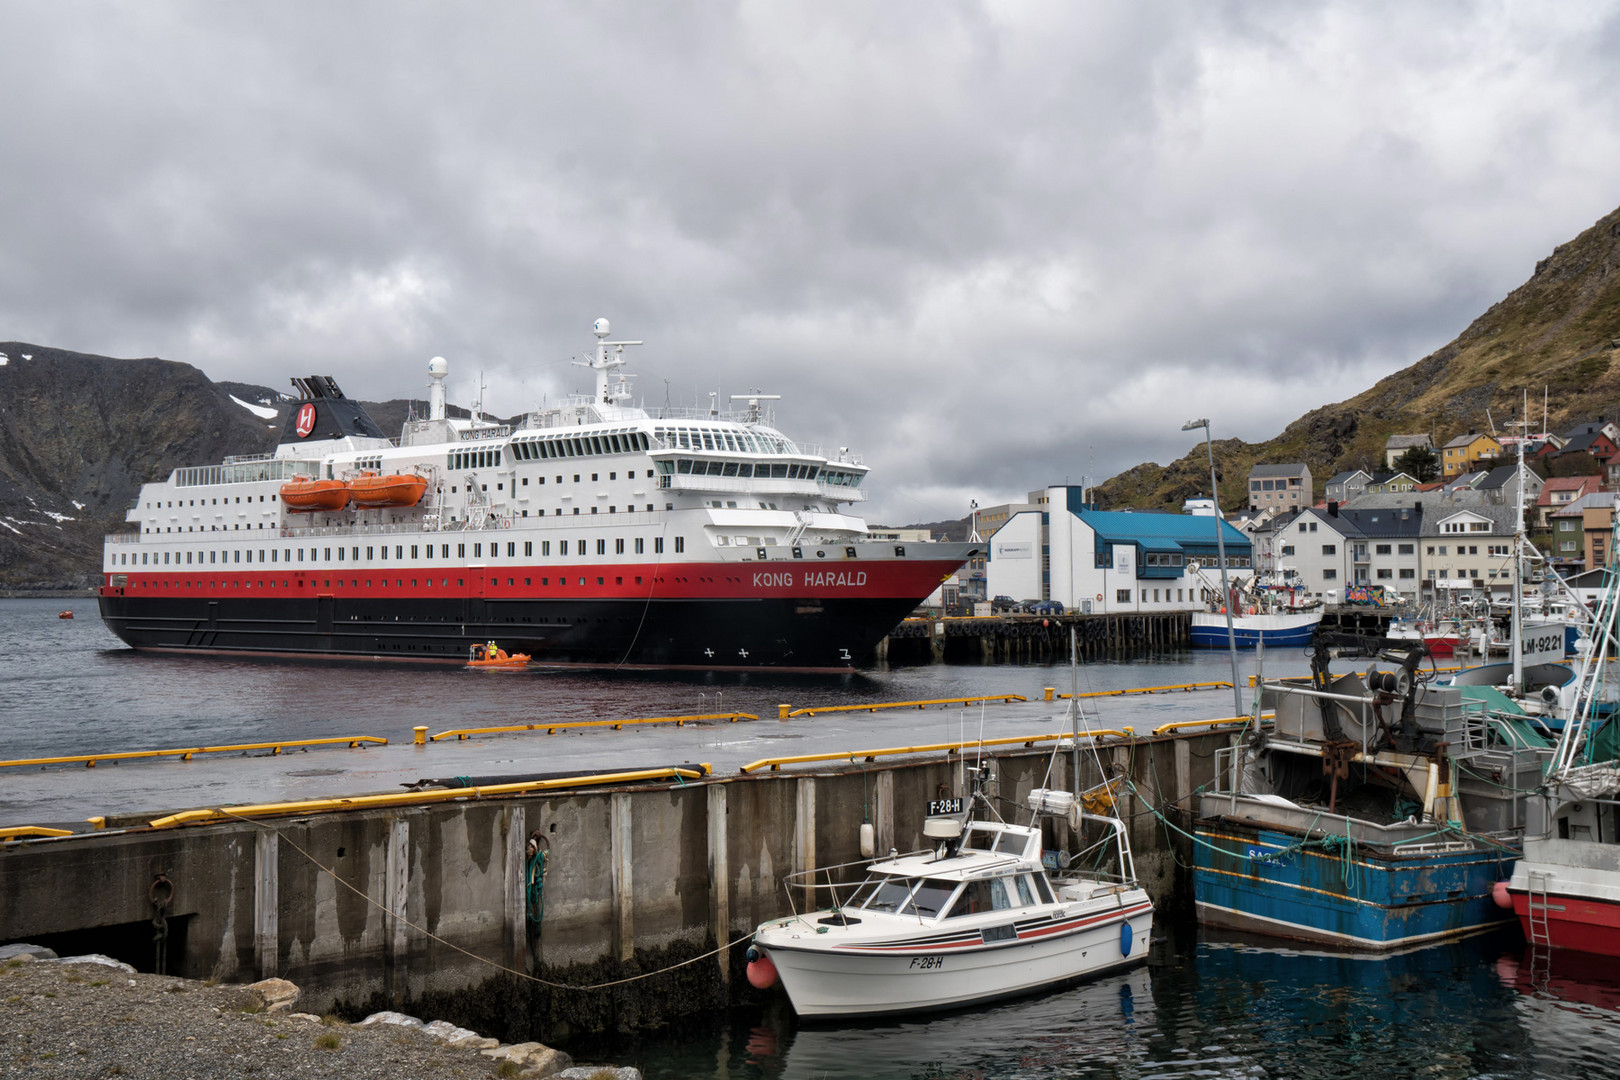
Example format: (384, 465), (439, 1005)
(0, 956), (547, 1080)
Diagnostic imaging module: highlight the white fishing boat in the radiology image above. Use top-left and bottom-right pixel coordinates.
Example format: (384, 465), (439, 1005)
(748, 765), (1153, 1018)
(1187, 566), (1321, 649)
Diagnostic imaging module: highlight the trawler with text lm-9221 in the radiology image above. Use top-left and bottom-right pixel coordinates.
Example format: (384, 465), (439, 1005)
(97, 320), (976, 669)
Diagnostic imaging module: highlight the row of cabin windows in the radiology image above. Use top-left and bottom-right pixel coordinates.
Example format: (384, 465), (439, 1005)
(666, 458), (830, 481)
(149, 495), (274, 508)
(509, 432), (651, 460)
(451, 448), (502, 470)
(115, 536), (685, 566)
(514, 470), (657, 486)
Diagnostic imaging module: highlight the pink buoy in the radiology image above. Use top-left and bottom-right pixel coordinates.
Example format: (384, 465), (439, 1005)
(746, 952), (779, 989)
(1492, 880), (1513, 910)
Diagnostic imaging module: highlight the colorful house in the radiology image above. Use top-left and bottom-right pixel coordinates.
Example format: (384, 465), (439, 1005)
(1441, 432), (1503, 478)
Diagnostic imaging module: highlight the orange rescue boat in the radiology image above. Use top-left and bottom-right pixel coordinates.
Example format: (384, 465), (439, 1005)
(279, 478), (351, 512)
(349, 473), (428, 508)
(468, 642), (530, 667)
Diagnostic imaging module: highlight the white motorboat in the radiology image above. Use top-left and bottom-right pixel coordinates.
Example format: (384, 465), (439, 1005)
(748, 767), (1154, 1018)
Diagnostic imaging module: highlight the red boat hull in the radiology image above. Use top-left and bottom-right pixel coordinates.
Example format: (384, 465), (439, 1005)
(1510, 888), (1620, 956)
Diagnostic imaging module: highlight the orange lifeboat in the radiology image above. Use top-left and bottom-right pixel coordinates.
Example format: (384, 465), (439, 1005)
(349, 473), (428, 508)
(280, 478), (351, 512)
(468, 642), (530, 667)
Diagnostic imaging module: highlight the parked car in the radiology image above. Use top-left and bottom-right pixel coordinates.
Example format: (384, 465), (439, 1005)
(1030, 600), (1065, 615)
(991, 595), (1018, 613)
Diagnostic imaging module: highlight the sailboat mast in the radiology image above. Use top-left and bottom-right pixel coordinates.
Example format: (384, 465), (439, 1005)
(1512, 426), (1526, 689)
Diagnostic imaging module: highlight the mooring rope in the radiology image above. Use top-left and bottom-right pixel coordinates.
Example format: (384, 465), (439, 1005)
(219, 808), (751, 991)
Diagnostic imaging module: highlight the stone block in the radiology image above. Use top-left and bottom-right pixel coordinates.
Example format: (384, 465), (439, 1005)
(358, 1010), (425, 1028)
(517, 1046), (574, 1077)
(0, 944), (56, 962)
(238, 977), (300, 1013)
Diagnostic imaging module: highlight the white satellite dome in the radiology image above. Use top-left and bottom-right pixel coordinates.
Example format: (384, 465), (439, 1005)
(593, 317), (611, 337)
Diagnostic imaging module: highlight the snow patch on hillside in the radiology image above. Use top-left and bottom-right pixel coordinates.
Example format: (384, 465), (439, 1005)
(231, 394), (279, 420)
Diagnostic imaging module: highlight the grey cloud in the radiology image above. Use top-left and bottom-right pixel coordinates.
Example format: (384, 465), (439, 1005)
(2, 1), (1618, 523)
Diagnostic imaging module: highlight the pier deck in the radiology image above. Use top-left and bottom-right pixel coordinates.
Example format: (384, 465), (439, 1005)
(0, 680), (1271, 829)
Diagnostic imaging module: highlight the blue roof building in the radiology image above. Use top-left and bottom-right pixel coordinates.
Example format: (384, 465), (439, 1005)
(986, 486), (1251, 613)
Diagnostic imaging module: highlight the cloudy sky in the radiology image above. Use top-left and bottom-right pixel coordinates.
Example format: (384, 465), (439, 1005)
(4, 2), (1619, 523)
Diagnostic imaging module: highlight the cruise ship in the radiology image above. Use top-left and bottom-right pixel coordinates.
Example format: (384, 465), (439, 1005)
(97, 320), (975, 669)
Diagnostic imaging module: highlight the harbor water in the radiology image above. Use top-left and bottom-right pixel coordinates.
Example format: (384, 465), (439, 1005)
(7, 597), (1620, 1079)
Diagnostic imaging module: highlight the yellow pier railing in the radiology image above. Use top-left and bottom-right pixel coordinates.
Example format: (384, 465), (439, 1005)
(1151, 716), (1269, 736)
(430, 712), (758, 742)
(147, 765), (713, 829)
(1051, 681), (1234, 700)
(781, 695), (1027, 719)
(0, 736), (388, 770)
(0, 827), (74, 842)
(740, 730), (1134, 773)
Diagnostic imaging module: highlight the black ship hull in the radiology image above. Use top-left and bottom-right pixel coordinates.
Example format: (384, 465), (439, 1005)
(96, 590), (925, 670)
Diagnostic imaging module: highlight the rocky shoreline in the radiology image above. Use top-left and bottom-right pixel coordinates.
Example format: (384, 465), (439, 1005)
(0, 948), (639, 1080)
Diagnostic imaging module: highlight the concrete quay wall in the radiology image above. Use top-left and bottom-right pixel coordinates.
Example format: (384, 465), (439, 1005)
(0, 730), (1231, 1031)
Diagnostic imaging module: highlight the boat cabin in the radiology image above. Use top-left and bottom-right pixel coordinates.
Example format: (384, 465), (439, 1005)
(835, 821), (1058, 923)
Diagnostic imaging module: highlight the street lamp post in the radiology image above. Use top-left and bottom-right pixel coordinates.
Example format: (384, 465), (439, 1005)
(1183, 418), (1244, 718)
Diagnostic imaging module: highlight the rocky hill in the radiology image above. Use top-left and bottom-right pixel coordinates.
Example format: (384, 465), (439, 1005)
(1093, 203), (1620, 512)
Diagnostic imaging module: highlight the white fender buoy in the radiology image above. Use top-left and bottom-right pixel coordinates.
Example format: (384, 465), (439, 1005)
(859, 822), (875, 858)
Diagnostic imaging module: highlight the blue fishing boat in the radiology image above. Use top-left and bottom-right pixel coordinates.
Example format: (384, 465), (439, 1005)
(1193, 629), (1550, 949)
(1189, 609), (1322, 649)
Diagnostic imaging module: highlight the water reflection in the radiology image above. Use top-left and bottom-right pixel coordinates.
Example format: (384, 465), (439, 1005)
(630, 927), (1620, 1080)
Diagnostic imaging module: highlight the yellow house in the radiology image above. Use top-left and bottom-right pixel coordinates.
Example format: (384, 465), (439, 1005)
(1441, 432), (1502, 478)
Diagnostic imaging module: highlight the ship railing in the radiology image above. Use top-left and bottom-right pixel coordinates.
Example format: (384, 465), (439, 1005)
(778, 853), (935, 918)
(1389, 839), (1478, 855)
(104, 532), (143, 544)
(280, 521), (453, 539)
(649, 404), (779, 425)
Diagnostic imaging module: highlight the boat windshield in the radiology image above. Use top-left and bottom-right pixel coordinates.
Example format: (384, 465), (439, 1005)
(900, 878), (959, 919)
(843, 876), (884, 909)
(862, 876), (917, 914)
(943, 877), (1014, 918)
